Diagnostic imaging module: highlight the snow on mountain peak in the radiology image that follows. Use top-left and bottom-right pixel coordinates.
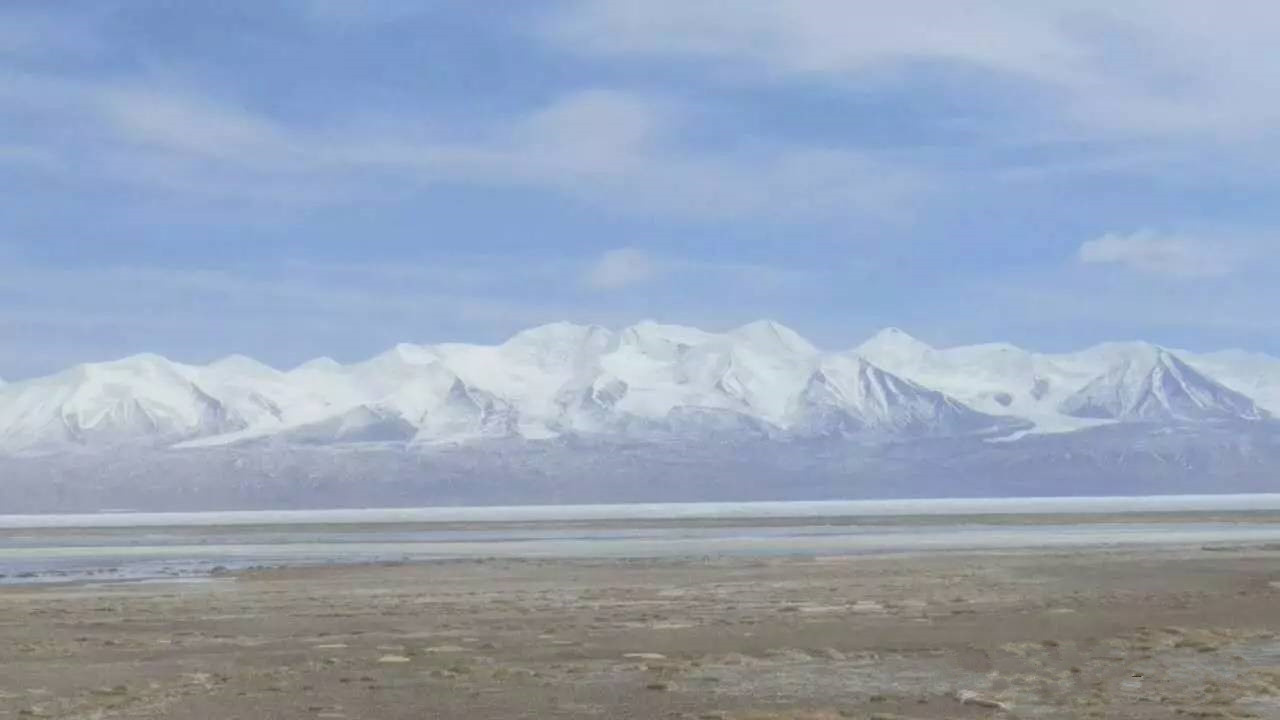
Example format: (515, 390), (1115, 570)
(382, 343), (438, 365)
(0, 352), (245, 452)
(789, 355), (1018, 437)
(1073, 341), (1155, 370)
(619, 320), (716, 355)
(504, 321), (611, 345)
(283, 405), (418, 445)
(553, 373), (632, 433)
(1059, 347), (1268, 423)
(856, 327), (935, 364)
(866, 326), (927, 344)
(0, 321), (1277, 454)
(413, 378), (519, 443)
(1183, 348), (1280, 415)
(291, 356), (343, 374)
(728, 320), (818, 357)
(207, 354), (280, 378)
(499, 322), (616, 374)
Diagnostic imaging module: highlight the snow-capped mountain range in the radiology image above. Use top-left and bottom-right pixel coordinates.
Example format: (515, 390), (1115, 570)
(0, 320), (1275, 456)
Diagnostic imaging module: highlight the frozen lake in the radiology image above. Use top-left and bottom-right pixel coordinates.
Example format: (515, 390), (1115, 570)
(5, 493), (1280, 528)
(3, 494), (1279, 585)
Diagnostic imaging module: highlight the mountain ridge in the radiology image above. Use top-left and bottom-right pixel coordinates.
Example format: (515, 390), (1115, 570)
(0, 321), (1275, 455)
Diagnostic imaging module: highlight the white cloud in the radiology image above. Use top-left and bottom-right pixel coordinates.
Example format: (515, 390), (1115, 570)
(98, 87), (296, 166)
(545, 2), (1077, 79)
(1078, 230), (1238, 278)
(543, 1), (1280, 141)
(584, 248), (658, 290)
(0, 70), (922, 219)
(334, 88), (922, 221)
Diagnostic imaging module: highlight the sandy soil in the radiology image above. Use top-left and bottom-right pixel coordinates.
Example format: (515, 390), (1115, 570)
(2, 547), (1280, 719)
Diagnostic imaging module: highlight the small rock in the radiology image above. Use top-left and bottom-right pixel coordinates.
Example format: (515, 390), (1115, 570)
(958, 690), (1009, 710)
(91, 686), (129, 696)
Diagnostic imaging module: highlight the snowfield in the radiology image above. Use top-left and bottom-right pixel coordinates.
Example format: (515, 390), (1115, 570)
(0, 320), (1274, 454)
(0, 321), (1278, 511)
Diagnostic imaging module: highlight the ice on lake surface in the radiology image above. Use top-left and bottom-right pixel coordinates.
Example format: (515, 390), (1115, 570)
(5, 493), (1280, 528)
(3, 494), (1280, 585)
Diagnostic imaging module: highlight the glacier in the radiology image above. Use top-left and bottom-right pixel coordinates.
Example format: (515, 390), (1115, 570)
(0, 320), (1278, 510)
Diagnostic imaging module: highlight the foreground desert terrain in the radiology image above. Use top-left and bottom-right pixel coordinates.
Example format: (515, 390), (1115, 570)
(3, 546), (1280, 719)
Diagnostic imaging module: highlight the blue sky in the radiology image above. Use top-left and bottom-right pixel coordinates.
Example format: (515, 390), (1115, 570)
(2, 1), (1279, 379)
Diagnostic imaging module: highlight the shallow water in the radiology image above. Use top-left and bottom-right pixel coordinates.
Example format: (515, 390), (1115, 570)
(5, 493), (1280, 528)
(4, 510), (1280, 585)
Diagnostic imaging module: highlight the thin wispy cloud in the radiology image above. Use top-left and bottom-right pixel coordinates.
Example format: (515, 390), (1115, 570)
(544, 1), (1280, 140)
(0, 67), (922, 220)
(1, 2), (1279, 378)
(584, 247), (658, 290)
(1078, 230), (1240, 278)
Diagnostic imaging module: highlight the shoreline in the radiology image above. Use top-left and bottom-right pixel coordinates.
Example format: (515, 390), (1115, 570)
(6, 511), (1280, 587)
(5, 492), (1280, 528)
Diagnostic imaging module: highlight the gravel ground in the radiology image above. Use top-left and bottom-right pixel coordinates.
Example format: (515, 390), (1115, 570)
(2, 546), (1280, 719)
